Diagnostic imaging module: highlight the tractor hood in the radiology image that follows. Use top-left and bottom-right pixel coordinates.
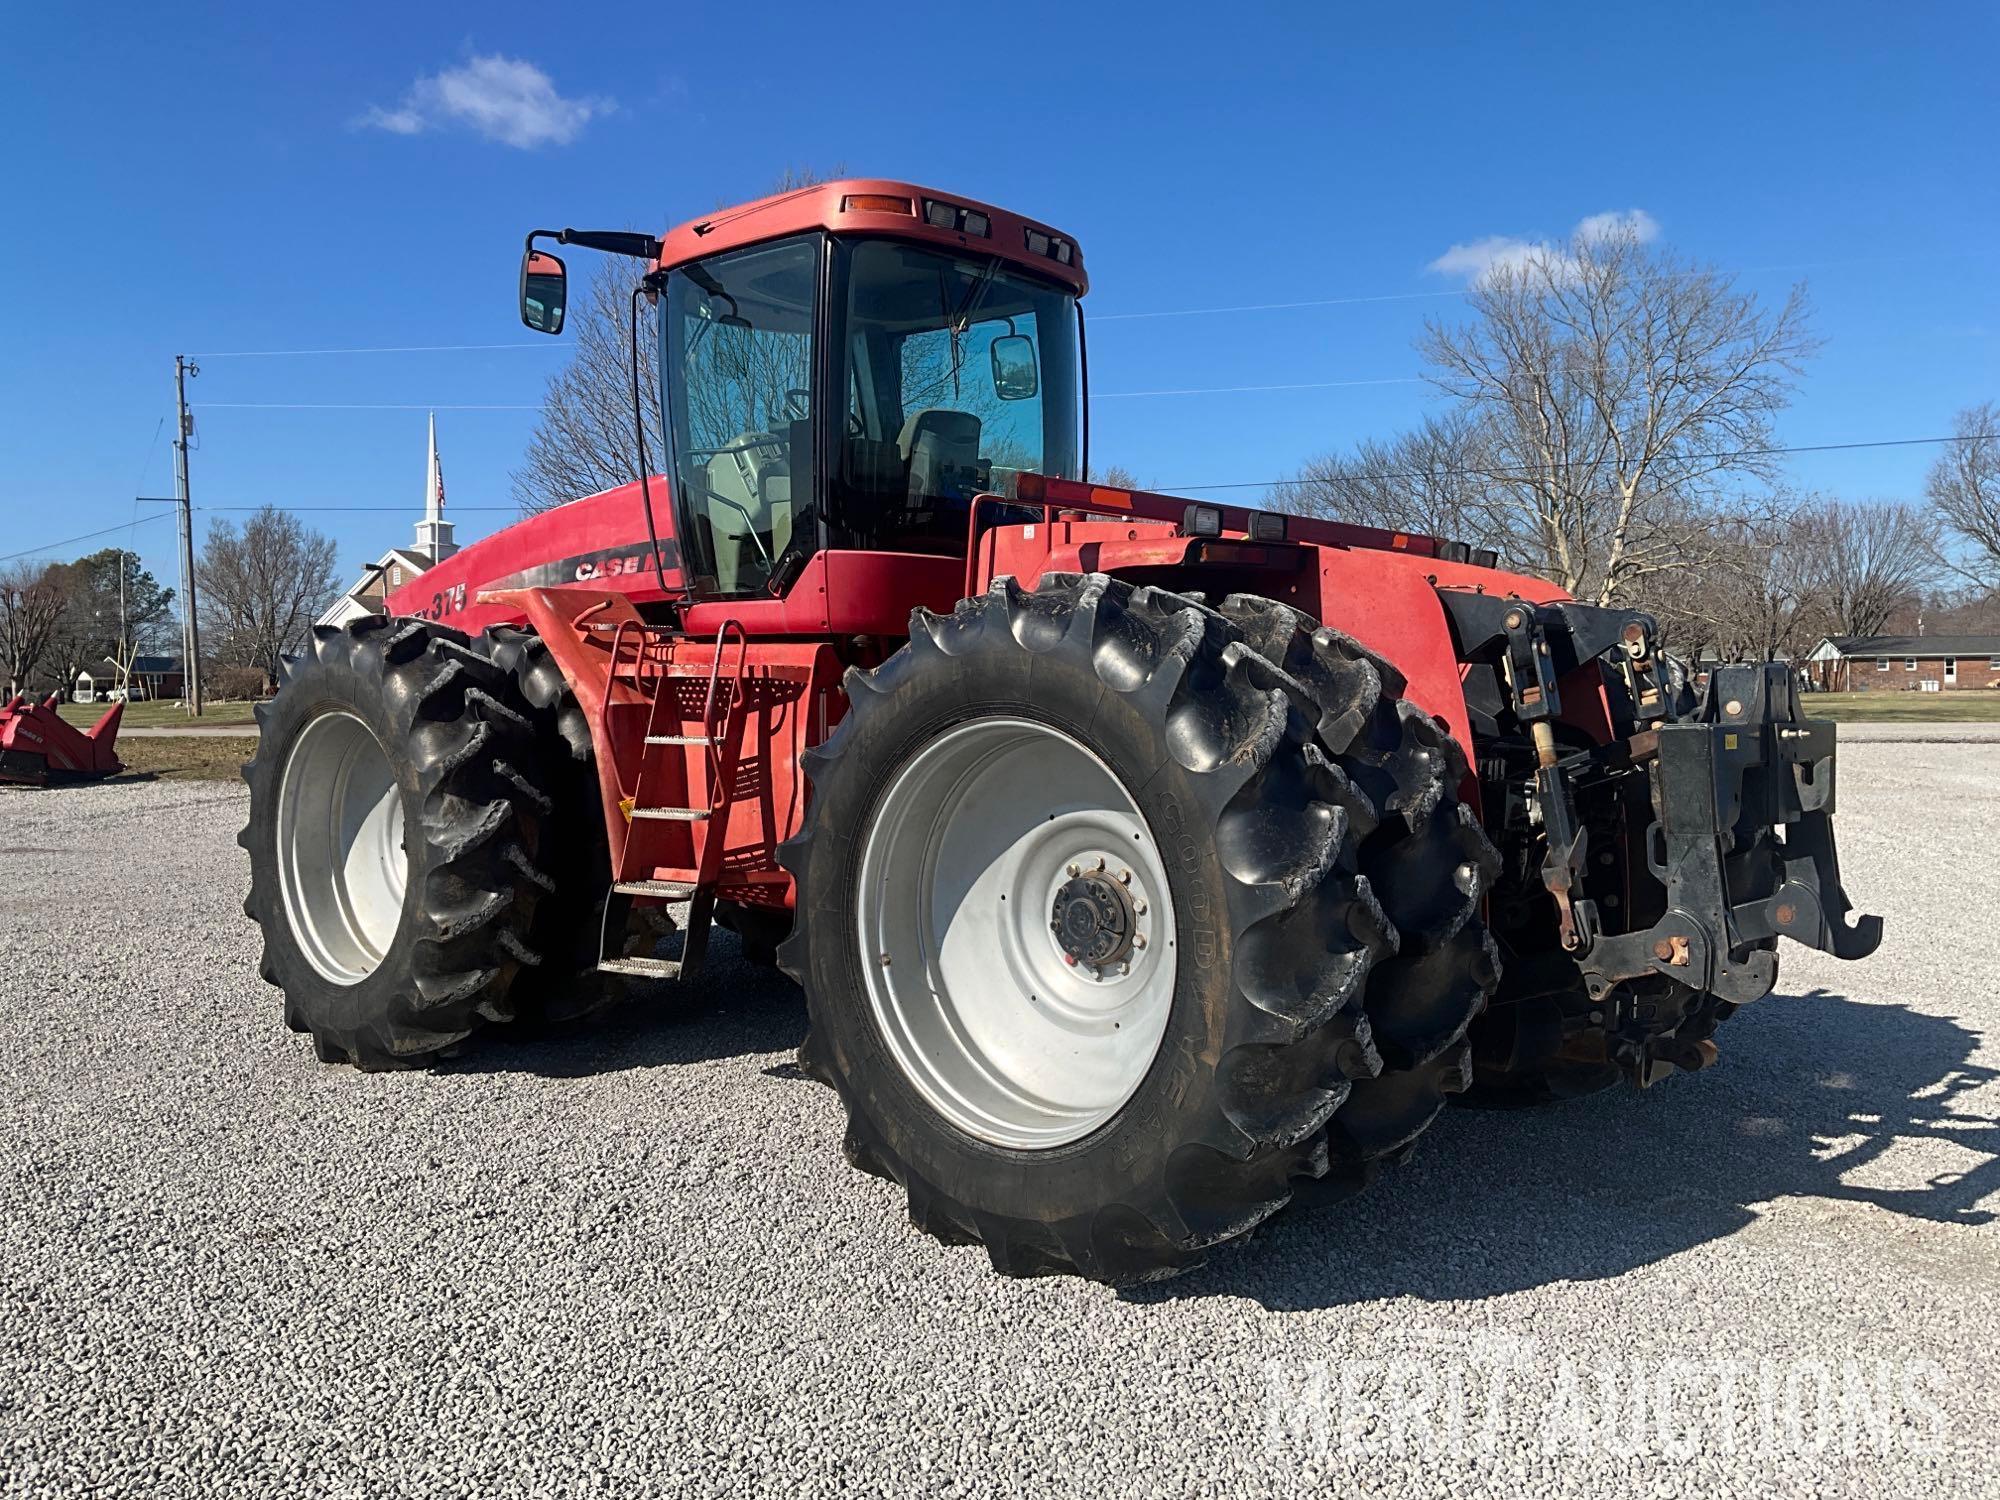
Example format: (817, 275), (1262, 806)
(383, 478), (683, 635)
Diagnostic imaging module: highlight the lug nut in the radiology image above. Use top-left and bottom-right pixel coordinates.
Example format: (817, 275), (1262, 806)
(1133, 934), (1147, 950)
(1132, 898), (1147, 915)
(1117, 868), (1132, 885)
(1066, 863), (1080, 878)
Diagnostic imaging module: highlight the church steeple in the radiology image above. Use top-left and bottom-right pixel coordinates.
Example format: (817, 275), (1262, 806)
(414, 412), (457, 564)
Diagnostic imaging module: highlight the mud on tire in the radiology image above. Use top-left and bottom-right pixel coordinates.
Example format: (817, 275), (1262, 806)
(240, 616), (555, 1069)
(779, 573), (1497, 1283)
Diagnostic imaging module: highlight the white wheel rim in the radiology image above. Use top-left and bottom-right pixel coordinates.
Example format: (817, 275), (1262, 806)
(275, 709), (407, 985)
(856, 717), (1178, 1150)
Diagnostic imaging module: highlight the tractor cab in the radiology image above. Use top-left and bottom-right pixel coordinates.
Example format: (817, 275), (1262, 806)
(524, 182), (1088, 603)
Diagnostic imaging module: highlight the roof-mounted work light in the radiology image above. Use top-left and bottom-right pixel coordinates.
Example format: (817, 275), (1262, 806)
(1181, 504), (1224, 539)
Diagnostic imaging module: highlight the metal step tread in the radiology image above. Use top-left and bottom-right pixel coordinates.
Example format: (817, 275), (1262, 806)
(614, 879), (698, 900)
(598, 956), (683, 980)
(630, 805), (710, 821)
(645, 734), (711, 746)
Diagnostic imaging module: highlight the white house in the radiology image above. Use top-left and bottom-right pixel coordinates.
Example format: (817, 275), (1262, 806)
(318, 413), (459, 629)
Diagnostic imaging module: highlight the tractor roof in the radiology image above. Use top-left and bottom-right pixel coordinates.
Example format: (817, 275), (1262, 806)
(654, 178), (1089, 297)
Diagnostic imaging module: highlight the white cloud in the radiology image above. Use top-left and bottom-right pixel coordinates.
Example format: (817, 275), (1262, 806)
(1576, 208), (1660, 245)
(1429, 209), (1661, 286)
(360, 55), (611, 149)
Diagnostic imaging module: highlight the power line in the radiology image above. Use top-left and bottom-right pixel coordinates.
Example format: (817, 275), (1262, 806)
(1096, 377), (1421, 399)
(1094, 292), (1459, 322)
(181, 249), (1996, 355)
(196, 402), (545, 411)
(0, 512), (171, 566)
(16, 432), (1980, 564)
(193, 378), (1428, 410)
(1164, 433), (1996, 494)
(195, 342), (561, 358)
(194, 504), (520, 513)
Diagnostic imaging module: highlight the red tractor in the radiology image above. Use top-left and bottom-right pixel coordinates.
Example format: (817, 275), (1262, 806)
(240, 180), (1879, 1283)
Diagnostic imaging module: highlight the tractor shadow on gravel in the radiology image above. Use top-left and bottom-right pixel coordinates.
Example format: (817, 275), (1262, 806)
(460, 927), (810, 1078)
(1131, 987), (2000, 1311)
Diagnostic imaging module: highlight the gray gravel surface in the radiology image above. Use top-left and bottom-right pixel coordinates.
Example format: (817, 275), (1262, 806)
(3, 744), (1996, 1499)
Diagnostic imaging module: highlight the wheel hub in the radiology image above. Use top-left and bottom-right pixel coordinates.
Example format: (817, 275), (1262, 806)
(1051, 868), (1137, 969)
(854, 717), (1179, 1150)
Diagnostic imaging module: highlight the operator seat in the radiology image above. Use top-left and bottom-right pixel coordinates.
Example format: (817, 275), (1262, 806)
(898, 409), (983, 505)
(704, 433), (793, 592)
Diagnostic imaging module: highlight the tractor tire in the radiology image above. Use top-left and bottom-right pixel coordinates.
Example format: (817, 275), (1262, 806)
(778, 573), (1491, 1283)
(1215, 595), (1501, 1189)
(240, 616), (554, 1069)
(480, 624), (640, 1027)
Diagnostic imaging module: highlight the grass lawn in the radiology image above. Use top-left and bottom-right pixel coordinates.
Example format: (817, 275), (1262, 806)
(112, 736), (255, 782)
(1805, 690), (2000, 722)
(54, 699), (260, 729)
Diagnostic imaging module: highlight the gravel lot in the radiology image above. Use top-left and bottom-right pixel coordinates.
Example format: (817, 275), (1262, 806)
(3, 742), (1996, 1499)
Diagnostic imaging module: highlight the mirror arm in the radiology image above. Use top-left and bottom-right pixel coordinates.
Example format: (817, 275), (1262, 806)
(526, 228), (663, 261)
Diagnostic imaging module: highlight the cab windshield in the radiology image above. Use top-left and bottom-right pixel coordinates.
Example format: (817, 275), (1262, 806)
(659, 234), (1080, 596)
(828, 239), (1080, 554)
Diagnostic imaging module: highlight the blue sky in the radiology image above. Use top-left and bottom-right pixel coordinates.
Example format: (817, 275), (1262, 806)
(3, 1), (1994, 599)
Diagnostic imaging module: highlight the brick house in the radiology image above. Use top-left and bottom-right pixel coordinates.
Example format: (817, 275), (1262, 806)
(1804, 635), (2000, 692)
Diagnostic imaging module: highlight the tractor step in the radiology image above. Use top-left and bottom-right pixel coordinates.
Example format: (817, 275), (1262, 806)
(614, 879), (698, 900)
(597, 956), (684, 980)
(645, 734), (711, 746)
(630, 805), (709, 821)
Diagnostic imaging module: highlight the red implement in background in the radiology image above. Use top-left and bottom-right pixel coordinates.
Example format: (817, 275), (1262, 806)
(0, 694), (124, 785)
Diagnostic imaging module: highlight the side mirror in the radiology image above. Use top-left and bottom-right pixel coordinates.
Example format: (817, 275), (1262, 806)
(990, 334), (1038, 400)
(520, 250), (567, 335)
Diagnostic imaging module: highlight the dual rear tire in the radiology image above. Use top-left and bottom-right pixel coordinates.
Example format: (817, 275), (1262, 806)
(779, 573), (1499, 1282)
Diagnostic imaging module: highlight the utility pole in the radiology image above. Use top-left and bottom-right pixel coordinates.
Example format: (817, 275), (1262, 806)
(170, 356), (203, 715)
(116, 547), (129, 698)
(140, 357), (204, 714)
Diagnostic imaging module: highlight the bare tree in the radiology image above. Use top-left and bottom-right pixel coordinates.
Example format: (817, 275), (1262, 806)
(1926, 400), (1999, 586)
(197, 507), (340, 694)
(1792, 498), (1940, 640)
(512, 170), (840, 517)
(0, 562), (69, 697)
(1272, 410), (1514, 554)
(1419, 223), (1818, 604)
(1639, 498), (1824, 662)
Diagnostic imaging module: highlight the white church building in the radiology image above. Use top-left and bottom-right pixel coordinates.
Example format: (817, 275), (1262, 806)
(317, 414), (459, 629)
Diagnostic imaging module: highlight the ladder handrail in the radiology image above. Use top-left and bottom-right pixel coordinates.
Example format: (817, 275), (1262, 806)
(699, 619), (751, 785)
